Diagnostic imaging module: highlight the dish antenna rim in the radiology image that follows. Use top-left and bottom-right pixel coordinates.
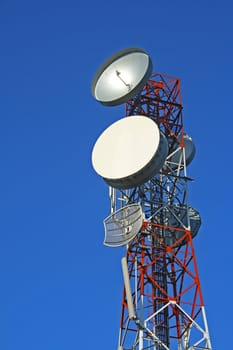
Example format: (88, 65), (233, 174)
(91, 47), (153, 106)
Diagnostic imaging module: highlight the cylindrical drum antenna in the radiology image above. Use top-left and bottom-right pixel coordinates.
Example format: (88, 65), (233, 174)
(121, 257), (135, 319)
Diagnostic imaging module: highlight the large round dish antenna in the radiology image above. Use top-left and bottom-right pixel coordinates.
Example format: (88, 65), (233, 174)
(92, 115), (168, 189)
(92, 48), (153, 106)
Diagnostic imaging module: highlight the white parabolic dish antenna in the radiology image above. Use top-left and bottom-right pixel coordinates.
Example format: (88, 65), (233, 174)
(92, 115), (168, 189)
(92, 48), (153, 106)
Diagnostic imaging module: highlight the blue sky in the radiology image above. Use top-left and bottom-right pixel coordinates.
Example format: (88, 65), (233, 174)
(0, 0), (232, 348)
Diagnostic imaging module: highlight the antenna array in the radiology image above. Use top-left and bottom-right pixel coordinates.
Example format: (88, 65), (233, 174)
(91, 48), (212, 350)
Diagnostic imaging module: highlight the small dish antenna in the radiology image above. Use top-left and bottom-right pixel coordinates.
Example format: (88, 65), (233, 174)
(92, 48), (153, 106)
(92, 115), (168, 189)
(167, 134), (196, 170)
(103, 203), (143, 247)
(163, 205), (201, 246)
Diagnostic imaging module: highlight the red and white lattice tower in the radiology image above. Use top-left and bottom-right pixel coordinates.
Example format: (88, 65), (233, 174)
(108, 73), (212, 350)
(91, 48), (212, 350)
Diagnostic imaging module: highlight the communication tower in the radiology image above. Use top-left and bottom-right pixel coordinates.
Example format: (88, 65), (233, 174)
(91, 48), (212, 350)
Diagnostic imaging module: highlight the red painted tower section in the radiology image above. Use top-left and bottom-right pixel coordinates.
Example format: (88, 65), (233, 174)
(115, 73), (212, 350)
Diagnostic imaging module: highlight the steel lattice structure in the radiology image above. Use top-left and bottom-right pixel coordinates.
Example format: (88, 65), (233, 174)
(107, 73), (212, 350)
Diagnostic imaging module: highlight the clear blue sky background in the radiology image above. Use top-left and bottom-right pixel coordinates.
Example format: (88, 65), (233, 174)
(0, 0), (232, 349)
